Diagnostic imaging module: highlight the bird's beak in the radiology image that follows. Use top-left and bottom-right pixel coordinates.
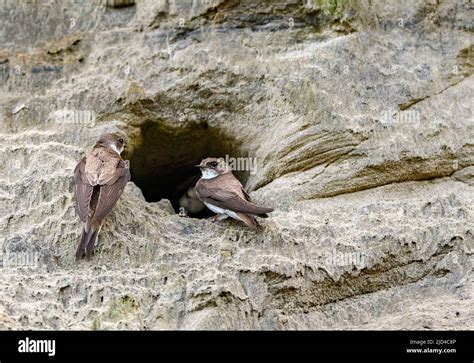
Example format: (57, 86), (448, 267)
(195, 165), (202, 168)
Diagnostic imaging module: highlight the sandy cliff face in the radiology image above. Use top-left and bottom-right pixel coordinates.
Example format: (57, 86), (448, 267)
(0, 0), (472, 329)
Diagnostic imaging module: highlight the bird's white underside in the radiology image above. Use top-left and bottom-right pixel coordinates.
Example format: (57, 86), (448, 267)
(204, 202), (241, 221)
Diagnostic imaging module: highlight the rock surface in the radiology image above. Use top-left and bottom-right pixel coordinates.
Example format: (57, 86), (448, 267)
(0, 0), (472, 330)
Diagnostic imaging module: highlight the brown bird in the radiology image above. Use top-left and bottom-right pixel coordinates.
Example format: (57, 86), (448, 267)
(195, 157), (273, 228)
(74, 133), (131, 259)
(179, 186), (206, 215)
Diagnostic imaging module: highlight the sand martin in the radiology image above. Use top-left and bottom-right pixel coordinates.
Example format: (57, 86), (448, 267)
(195, 157), (273, 228)
(178, 186), (206, 215)
(74, 133), (131, 259)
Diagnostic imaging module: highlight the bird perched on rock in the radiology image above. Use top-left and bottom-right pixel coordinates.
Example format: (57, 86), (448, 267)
(73, 133), (130, 259)
(195, 157), (273, 228)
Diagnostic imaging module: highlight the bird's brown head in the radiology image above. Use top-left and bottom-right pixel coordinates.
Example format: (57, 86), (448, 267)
(197, 157), (232, 179)
(95, 133), (126, 155)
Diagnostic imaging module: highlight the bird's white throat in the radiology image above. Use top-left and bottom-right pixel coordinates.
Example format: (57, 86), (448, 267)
(109, 143), (123, 155)
(201, 168), (219, 179)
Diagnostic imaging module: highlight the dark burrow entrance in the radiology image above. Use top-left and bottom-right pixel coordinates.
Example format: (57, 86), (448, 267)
(126, 120), (249, 218)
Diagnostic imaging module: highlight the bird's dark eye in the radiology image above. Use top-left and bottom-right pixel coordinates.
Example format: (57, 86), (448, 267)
(118, 138), (124, 144)
(210, 161), (218, 167)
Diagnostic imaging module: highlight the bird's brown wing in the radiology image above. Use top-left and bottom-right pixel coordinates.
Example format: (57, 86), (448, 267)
(92, 160), (131, 222)
(241, 187), (251, 201)
(74, 157), (94, 222)
(196, 174), (273, 215)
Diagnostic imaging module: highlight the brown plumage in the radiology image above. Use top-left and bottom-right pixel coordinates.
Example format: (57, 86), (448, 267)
(195, 157), (273, 229)
(74, 133), (130, 259)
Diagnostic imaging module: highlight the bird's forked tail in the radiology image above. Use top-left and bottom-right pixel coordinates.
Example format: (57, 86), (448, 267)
(75, 224), (100, 260)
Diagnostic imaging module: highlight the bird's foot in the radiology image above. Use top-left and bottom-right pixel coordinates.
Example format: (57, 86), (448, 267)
(209, 215), (219, 222)
(209, 214), (228, 222)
